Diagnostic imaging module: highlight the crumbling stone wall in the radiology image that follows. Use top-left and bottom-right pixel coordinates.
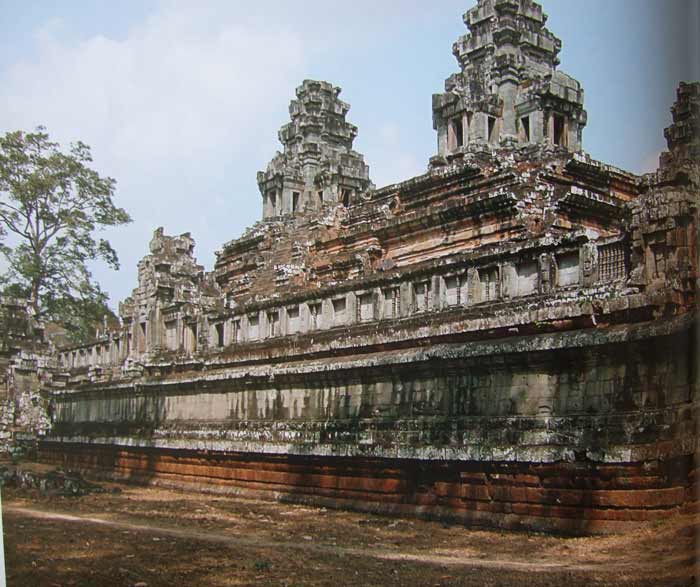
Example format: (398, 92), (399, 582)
(50, 322), (693, 464)
(0, 396), (15, 454)
(43, 1), (699, 534)
(0, 297), (54, 456)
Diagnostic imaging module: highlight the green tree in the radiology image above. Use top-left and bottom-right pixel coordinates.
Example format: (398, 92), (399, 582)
(0, 127), (131, 342)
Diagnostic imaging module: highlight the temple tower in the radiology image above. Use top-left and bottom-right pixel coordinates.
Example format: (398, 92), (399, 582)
(433, 0), (587, 157)
(257, 80), (373, 220)
(660, 81), (700, 169)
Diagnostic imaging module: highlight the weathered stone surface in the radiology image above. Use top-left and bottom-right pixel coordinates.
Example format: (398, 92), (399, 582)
(38, 444), (692, 535)
(433, 0), (587, 159)
(0, 297), (54, 456)
(37, 1), (699, 534)
(0, 465), (111, 496)
(258, 79), (373, 220)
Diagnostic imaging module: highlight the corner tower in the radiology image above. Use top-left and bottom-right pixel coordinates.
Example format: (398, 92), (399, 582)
(257, 80), (373, 220)
(660, 82), (700, 170)
(433, 0), (587, 158)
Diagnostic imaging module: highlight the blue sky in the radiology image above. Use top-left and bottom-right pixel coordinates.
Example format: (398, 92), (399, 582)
(0, 0), (698, 307)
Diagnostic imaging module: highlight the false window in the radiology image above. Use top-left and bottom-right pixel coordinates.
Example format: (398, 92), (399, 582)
(516, 263), (538, 297)
(332, 297), (347, 325)
(414, 282), (431, 313)
(215, 323), (225, 348)
(557, 252), (580, 287)
(165, 321), (177, 350)
(185, 323), (197, 352)
(139, 322), (147, 352)
(553, 114), (567, 147)
(488, 116), (498, 144)
(451, 117), (464, 149)
(520, 116), (531, 142)
(356, 294), (374, 323)
(287, 306), (300, 333)
(248, 314), (260, 340)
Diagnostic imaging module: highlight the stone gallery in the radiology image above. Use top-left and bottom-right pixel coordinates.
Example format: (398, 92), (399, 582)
(5, 0), (699, 534)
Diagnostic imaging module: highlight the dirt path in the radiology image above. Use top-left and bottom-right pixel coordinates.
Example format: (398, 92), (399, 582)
(5, 505), (631, 575)
(3, 484), (697, 587)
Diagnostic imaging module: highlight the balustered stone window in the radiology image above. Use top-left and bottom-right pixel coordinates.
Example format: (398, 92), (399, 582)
(445, 275), (466, 306)
(383, 287), (400, 319)
(481, 267), (501, 301)
(598, 242), (627, 282)
(267, 311), (280, 338)
(308, 303), (321, 331)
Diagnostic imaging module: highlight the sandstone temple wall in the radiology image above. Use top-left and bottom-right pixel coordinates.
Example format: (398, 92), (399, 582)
(0, 297), (53, 455)
(37, 1), (699, 535)
(50, 321), (693, 464)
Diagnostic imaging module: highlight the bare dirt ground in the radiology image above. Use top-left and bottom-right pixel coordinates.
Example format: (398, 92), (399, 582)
(2, 477), (698, 587)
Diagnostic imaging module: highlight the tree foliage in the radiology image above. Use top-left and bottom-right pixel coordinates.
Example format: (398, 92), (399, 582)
(0, 127), (131, 342)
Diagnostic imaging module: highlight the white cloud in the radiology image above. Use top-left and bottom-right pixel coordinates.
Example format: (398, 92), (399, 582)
(0, 0), (455, 308)
(0, 2), (308, 305)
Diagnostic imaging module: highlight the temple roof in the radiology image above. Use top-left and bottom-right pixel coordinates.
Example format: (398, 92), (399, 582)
(433, 0), (587, 157)
(257, 80), (372, 220)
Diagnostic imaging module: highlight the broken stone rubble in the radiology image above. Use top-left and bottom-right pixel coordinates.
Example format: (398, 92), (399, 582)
(0, 466), (113, 497)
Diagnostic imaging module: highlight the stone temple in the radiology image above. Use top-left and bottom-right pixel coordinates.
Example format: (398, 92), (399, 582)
(3, 0), (698, 534)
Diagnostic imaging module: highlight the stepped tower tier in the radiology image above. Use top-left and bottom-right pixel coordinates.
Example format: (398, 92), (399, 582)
(257, 80), (373, 220)
(433, 0), (587, 159)
(660, 81), (700, 171)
